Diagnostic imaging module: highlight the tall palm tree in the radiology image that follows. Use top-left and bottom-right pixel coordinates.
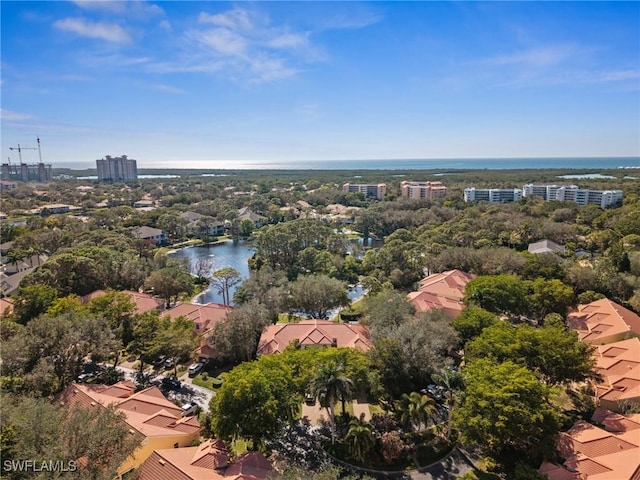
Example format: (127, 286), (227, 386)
(345, 416), (374, 464)
(397, 392), (436, 434)
(432, 368), (463, 441)
(310, 362), (353, 443)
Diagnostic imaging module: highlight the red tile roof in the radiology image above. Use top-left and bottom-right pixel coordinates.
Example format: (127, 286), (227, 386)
(257, 319), (372, 355)
(135, 440), (272, 480)
(57, 382), (200, 439)
(0, 297), (14, 317)
(164, 302), (231, 333)
(593, 337), (640, 406)
(82, 290), (165, 314)
(408, 269), (475, 317)
(540, 411), (640, 480)
(568, 299), (640, 345)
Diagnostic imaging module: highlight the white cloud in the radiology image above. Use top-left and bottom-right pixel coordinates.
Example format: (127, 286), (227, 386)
(72, 1), (164, 18)
(266, 33), (308, 49)
(0, 109), (35, 121)
(193, 28), (248, 57)
(54, 17), (131, 43)
(149, 83), (185, 94)
(198, 9), (255, 31)
(476, 45), (578, 69)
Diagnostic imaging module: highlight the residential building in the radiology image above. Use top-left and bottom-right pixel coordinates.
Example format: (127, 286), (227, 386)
(567, 298), (640, 345)
(1, 162), (52, 182)
(463, 188), (522, 203)
(400, 181), (447, 200)
(135, 439), (272, 480)
(82, 290), (165, 314)
(0, 298), (14, 317)
(407, 269), (476, 318)
(593, 337), (640, 412)
(527, 239), (566, 255)
(96, 155), (138, 183)
(342, 183), (387, 200)
(57, 381), (201, 478)
(0, 180), (18, 191)
(236, 206), (267, 227)
(555, 185), (624, 208)
(522, 184), (562, 200)
(539, 409), (640, 480)
(257, 319), (372, 355)
(180, 211), (225, 237)
(133, 226), (167, 245)
(164, 302), (232, 359)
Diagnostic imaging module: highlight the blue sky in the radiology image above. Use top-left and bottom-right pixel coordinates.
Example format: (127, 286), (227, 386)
(2, 1), (639, 168)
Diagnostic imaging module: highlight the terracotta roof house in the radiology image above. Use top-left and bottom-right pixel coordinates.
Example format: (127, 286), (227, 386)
(164, 302), (232, 359)
(593, 337), (640, 413)
(539, 409), (640, 480)
(0, 297), (14, 317)
(135, 439), (272, 480)
(257, 319), (372, 355)
(528, 239), (566, 255)
(407, 269), (476, 318)
(58, 381), (201, 478)
(82, 290), (165, 314)
(568, 298), (640, 345)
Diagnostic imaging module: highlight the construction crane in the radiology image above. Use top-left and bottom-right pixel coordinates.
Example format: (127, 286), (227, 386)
(10, 137), (43, 163)
(9, 143), (38, 164)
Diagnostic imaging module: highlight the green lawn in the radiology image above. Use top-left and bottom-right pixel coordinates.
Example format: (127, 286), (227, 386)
(191, 373), (223, 391)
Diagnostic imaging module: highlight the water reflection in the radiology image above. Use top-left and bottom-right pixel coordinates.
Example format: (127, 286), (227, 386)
(169, 240), (254, 305)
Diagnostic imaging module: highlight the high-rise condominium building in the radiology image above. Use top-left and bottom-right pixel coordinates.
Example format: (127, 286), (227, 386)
(523, 184), (623, 209)
(463, 188), (522, 203)
(96, 155), (138, 183)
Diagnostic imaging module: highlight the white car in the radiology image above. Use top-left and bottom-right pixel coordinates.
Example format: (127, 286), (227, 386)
(188, 362), (204, 377)
(181, 403), (197, 417)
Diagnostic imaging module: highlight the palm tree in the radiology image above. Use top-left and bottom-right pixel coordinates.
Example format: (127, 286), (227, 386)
(397, 392), (436, 434)
(345, 415), (374, 464)
(310, 362), (353, 443)
(432, 368), (463, 441)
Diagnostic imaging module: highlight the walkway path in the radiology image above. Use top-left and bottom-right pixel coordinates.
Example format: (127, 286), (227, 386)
(115, 365), (213, 412)
(409, 447), (476, 480)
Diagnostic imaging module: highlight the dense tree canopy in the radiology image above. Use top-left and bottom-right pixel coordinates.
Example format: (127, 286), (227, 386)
(453, 359), (559, 462)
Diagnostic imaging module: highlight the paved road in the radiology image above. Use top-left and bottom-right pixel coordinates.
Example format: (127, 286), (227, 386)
(409, 446), (475, 480)
(115, 365), (214, 413)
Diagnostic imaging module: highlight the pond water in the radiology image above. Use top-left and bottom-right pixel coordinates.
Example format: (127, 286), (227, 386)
(170, 237), (381, 306)
(169, 240), (254, 305)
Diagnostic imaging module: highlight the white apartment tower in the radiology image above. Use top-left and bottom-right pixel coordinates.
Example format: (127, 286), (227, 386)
(96, 155), (138, 183)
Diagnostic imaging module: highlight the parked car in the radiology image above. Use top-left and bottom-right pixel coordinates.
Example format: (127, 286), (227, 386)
(304, 393), (316, 406)
(161, 376), (181, 391)
(77, 373), (94, 383)
(421, 384), (444, 402)
(181, 403), (197, 417)
(188, 362), (204, 377)
(153, 355), (167, 369)
(163, 358), (175, 369)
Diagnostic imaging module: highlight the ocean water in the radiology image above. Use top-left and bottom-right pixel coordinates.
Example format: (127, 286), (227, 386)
(56, 157), (640, 171)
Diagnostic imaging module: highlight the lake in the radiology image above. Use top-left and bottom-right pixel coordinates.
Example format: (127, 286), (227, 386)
(169, 240), (254, 305)
(169, 237), (380, 305)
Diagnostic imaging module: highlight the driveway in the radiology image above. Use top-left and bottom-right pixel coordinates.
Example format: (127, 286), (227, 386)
(115, 365), (214, 413)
